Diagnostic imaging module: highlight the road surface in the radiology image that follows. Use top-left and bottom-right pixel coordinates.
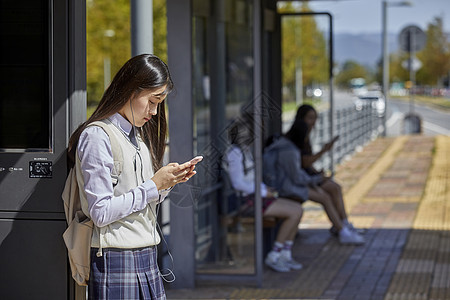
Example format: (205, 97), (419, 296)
(386, 98), (450, 136)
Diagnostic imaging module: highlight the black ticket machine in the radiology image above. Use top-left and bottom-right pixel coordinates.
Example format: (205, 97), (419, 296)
(0, 1), (86, 299)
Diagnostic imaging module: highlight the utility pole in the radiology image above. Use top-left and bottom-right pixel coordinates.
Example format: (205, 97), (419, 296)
(381, 1), (412, 136)
(382, 1), (388, 137)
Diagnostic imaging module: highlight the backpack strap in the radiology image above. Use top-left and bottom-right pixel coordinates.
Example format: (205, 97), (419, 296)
(62, 167), (79, 225)
(86, 119), (124, 257)
(88, 119), (124, 182)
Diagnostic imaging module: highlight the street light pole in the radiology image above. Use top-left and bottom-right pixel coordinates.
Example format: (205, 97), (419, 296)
(382, 1), (388, 137)
(103, 29), (115, 91)
(381, 1), (412, 137)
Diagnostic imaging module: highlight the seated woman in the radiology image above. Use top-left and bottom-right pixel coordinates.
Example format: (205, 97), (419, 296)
(224, 117), (304, 272)
(267, 119), (364, 245)
(295, 104), (364, 236)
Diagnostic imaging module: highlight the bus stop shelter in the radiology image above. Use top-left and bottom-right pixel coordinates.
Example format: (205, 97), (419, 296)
(0, 0), (334, 297)
(165, 0), (333, 289)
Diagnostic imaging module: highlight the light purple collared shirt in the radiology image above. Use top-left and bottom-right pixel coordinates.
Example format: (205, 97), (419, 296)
(77, 113), (166, 227)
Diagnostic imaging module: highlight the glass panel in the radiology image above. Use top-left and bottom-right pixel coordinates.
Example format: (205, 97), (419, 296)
(281, 14), (332, 169)
(0, 0), (51, 151)
(193, 0), (256, 275)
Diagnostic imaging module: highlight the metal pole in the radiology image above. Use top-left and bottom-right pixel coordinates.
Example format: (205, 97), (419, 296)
(131, 0), (153, 56)
(409, 29), (415, 115)
(381, 0), (388, 137)
(253, 0), (263, 288)
(295, 59), (303, 106)
(103, 57), (111, 90)
(328, 13), (334, 174)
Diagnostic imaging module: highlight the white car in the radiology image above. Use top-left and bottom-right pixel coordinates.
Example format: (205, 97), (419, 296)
(354, 91), (386, 117)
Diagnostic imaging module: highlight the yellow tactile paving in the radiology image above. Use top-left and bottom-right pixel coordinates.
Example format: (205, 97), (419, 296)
(344, 136), (409, 212)
(344, 215), (375, 229)
(307, 136), (409, 225)
(385, 136), (450, 300)
(413, 136), (450, 231)
(363, 196), (421, 203)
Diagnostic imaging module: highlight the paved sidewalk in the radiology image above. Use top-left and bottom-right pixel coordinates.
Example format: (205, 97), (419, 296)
(166, 135), (450, 300)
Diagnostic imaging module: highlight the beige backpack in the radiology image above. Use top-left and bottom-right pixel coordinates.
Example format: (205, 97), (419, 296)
(62, 120), (123, 286)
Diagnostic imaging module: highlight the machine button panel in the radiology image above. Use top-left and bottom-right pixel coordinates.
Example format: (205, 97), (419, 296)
(29, 161), (52, 178)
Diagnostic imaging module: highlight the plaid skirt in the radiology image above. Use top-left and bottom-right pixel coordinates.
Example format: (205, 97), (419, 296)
(88, 246), (165, 300)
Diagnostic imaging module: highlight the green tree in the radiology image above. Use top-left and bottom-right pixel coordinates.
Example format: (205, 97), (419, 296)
(389, 52), (409, 83)
(87, 0), (131, 106)
(335, 60), (369, 88)
(87, 0), (168, 109)
(153, 0), (168, 62)
(389, 16), (449, 87)
(279, 2), (329, 101)
(416, 17), (450, 86)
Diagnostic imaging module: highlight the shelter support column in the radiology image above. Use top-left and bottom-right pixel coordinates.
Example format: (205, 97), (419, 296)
(167, 0), (195, 289)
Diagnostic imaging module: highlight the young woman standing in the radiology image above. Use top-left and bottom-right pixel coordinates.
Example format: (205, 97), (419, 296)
(68, 54), (198, 299)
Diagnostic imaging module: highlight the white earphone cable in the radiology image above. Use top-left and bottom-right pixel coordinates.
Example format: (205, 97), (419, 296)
(130, 99), (176, 283)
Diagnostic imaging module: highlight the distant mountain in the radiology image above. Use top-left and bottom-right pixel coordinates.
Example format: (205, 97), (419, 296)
(333, 32), (399, 70)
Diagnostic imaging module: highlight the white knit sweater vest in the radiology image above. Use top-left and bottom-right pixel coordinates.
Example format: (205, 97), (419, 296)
(75, 119), (160, 249)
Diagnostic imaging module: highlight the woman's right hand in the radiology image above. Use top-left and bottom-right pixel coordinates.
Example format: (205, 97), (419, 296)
(321, 141), (334, 153)
(266, 187), (279, 199)
(151, 161), (197, 190)
(321, 136), (339, 153)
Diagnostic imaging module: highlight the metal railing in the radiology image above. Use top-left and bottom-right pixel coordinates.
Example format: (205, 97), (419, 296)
(310, 103), (384, 172)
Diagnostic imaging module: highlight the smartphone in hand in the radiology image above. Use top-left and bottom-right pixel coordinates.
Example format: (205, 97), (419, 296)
(189, 155), (203, 165)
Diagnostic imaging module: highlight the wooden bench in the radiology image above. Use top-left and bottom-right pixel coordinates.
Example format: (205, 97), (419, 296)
(219, 169), (280, 258)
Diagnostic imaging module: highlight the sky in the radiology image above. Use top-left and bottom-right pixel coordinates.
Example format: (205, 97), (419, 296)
(307, 0), (450, 35)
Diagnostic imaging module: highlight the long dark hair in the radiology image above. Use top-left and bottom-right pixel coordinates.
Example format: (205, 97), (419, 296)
(295, 104), (316, 122)
(68, 54), (173, 171)
(285, 119), (309, 151)
(228, 112), (254, 147)
(293, 104), (316, 154)
(227, 112), (256, 175)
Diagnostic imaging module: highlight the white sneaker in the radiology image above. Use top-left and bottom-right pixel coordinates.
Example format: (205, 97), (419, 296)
(265, 253), (290, 272)
(346, 222), (367, 235)
(280, 251), (303, 270)
(283, 257), (303, 270)
(339, 226), (365, 245)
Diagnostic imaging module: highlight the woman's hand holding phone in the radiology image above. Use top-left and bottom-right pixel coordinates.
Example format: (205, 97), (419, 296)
(188, 156), (203, 165)
(151, 156), (203, 190)
(180, 156), (203, 182)
(322, 135), (339, 153)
